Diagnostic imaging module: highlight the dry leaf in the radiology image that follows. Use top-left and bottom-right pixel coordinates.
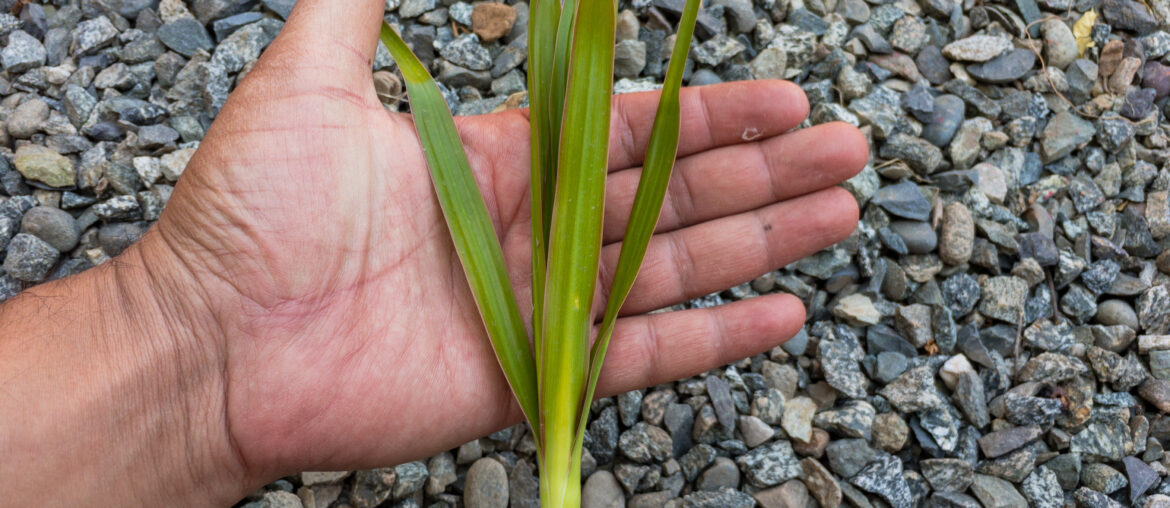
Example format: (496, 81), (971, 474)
(1074, 10), (1098, 57)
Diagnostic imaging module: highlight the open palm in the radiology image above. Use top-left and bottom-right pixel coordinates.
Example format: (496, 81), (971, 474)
(144, 0), (868, 484)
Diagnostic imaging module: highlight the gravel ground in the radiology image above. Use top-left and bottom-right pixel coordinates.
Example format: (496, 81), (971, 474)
(8, 0), (1170, 507)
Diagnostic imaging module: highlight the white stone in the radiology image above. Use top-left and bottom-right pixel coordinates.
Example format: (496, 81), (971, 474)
(939, 354), (975, 391)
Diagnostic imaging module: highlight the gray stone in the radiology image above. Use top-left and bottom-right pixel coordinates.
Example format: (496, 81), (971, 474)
(582, 471), (624, 508)
(1041, 19), (1078, 70)
(20, 206), (78, 253)
(735, 440), (801, 487)
(978, 426), (1042, 458)
(392, 461), (427, 499)
(692, 34), (744, 66)
(1041, 112), (1096, 163)
(3, 233), (58, 282)
(1020, 467), (1062, 508)
(71, 16), (119, 55)
(619, 422), (673, 463)
(921, 458), (974, 493)
(921, 95), (965, 147)
(967, 49), (1036, 84)
(818, 327), (868, 399)
(158, 18), (214, 57)
(2, 30), (45, 73)
(849, 454), (912, 507)
(1081, 463), (1127, 494)
(696, 456), (740, 491)
(942, 35), (1012, 62)
(871, 180), (931, 221)
(1102, 0), (1159, 34)
(440, 34), (492, 71)
(1139, 285), (1170, 334)
(614, 40), (646, 78)
(880, 365), (943, 413)
(979, 276), (1028, 323)
(681, 488), (753, 508)
(464, 458), (508, 508)
(1123, 456), (1157, 502)
(261, 0), (297, 19)
(813, 400), (875, 441)
(970, 474), (1027, 508)
(749, 47), (787, 80)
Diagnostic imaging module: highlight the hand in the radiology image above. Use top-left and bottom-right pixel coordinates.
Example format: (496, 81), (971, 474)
(0, 0), (867, 504)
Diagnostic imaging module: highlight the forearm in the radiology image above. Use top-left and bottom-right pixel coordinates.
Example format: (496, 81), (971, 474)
(0, 233), (249, 506)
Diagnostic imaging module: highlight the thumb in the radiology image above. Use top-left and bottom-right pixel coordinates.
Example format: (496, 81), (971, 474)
(263, 0), (387, 84)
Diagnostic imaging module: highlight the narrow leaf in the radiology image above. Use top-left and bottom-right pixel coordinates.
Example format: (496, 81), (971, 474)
(379, 23), (540, 431)
(572, 0), (703, 456)
(538, 0), (615, 503)
(528, 0), (561, 394)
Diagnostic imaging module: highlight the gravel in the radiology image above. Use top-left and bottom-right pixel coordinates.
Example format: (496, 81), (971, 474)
(7, 0), (1170, 506)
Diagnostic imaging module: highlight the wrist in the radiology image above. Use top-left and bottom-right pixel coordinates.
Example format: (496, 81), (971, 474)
(0, 231), (254, 506)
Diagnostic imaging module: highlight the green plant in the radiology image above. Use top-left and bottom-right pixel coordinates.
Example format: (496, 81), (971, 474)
(378, 0), (700, 503)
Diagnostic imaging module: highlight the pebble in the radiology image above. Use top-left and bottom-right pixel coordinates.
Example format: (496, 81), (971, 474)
(751, 480), (812, 508)
(780, 396), (815, 442)
(695, 456), (739, 491)
(850, 454), (912, 507)
(3, 233), (58, 282)
(967, 49), (1036, 84)
(2, 30), (46, 73)
(13, 145), (74, 188)
(831, 293), (881, 326)
(21, 207), (79, 252)
(942, 35), (1012, 62)
(735, 440), (801, 487)
(471, 3), (516, 43)
(582, 471), (624, 508)
(979, 276), (1028, 323)
(7, 98), (49, 139)
(158, 18), (213, 57)
(1042, 19), (1078, 70)
(870, 180), (931, 221)
(871, 412), (909, 454)
(464, 458), (508, 508)
(970, 474), (1027, 508)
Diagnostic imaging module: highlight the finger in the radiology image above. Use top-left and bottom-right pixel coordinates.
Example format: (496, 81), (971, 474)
(259, 0), (386, 85)
(595, 293), (805, 397)
(601, 187), (859, 315)
(607, 80), (810, 170)
(603, 122), (868, 242)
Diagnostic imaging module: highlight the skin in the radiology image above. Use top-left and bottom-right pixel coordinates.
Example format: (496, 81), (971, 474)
(0, 0), (868, 505)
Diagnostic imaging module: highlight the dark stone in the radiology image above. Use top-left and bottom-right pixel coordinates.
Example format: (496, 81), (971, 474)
(1017, 232), (1059, 266)
(157, 18), (214, 57)
(1102, 0), (1159, 34)
(967, 48), (1036, 84)
(870, 180), (931, 220)
(1121, 87), (1157, 119)
(1144, 61), (1170, 99)
(916, 45), (952, 84)
(921, 94), (965, 146)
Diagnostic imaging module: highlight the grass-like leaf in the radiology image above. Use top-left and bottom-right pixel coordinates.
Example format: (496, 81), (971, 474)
(572, 0), (703, 457)
(537, 0), (615, 503)
(528, 0), (561, 387)
(378, 23), (541, 432)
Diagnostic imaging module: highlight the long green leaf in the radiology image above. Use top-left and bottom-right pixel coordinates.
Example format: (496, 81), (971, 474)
(379, 23), (540, 432)
(538, 0), (614, 503)
(571, 0), (703, 459)
(527, 0), (561, 407)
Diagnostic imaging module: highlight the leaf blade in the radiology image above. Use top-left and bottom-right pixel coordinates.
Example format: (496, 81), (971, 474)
(538, 0), (615, 502)
(379, 22), (540, 431)
(572, 0), (703, 457)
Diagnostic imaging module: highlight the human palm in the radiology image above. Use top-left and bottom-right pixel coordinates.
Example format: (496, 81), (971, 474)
(145, 1), (868, 481)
